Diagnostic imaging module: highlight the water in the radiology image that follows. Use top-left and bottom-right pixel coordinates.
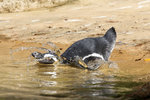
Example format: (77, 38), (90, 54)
(0, 60), (117, 99)
(0, 41), (147, 100)
(1, 45), (109, 99)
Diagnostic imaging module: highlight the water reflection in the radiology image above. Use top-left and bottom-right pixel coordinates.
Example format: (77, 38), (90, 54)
(30, 63), (117, 99)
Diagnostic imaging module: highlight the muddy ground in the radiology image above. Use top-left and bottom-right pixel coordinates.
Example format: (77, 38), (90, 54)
(0, 0), (150, 99)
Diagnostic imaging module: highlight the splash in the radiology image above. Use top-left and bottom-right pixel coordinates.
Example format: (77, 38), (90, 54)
(9, 41), (62, 67)
(10, 46), (50, 55)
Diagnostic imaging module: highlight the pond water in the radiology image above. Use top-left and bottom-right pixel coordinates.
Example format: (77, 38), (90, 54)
(0, 61), (117, 100)
(1, 41), (148, 100)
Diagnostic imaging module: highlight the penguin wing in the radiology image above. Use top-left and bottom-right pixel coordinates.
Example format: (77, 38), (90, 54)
(61, 38), (97, 61)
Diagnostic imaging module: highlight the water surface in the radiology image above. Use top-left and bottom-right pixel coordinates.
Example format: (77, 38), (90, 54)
(0, 41), (148, 100)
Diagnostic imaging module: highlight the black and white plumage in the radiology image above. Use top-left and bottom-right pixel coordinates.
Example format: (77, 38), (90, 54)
(32, 27), (117, 70)
(32, 51), (58, 64)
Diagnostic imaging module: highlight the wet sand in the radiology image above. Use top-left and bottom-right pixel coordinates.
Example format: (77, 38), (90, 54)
(0, 0), (150, 99)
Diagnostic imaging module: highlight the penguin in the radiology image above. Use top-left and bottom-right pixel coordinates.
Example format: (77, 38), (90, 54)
(32, 27), (117, 70)
(61, 27), (116, 69)
(32, 51), (58, 64)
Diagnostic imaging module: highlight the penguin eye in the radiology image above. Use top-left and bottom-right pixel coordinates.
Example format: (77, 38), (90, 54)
(35, 52), (38, 55)
(32, 52), (40, 57)
(33, 52), (37, 56)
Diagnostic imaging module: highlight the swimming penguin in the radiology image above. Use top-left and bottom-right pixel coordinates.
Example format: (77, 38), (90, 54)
(32, 27), (117, 70)
(32, 51), (58, 64)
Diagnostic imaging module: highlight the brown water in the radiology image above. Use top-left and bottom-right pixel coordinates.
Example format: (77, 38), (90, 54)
(0, 41), (117, 100)
(0, 41), (150, 100)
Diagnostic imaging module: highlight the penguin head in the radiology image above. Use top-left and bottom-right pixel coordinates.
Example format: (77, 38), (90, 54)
(32, 52), (44, 59)
(32, 51), (58, 64)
